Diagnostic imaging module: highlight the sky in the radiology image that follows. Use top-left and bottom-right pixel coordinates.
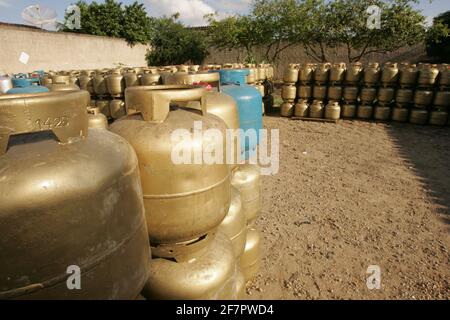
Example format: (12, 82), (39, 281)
(0, 0), (447, 28)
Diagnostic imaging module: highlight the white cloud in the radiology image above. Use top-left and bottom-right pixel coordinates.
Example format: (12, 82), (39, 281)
(0, 0), (11, 8)
(145, 0), (216, 26)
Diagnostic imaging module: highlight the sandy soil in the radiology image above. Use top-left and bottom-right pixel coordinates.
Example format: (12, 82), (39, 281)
(247, 115), (450, 300)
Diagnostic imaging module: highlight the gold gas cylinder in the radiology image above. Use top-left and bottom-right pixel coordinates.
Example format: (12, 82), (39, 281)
(266, 65), (274, 79)
(374, 105), (391, 121)
(378, 87), (395, 104)
(140, 72), (161, 86)
(246, 68), (256, 84)
(87, 106), (109, 130)
(309, 100), (325, 118)
(343, 86), (359, 102)
(329, 62), (346, 83)
(314, 63), (330, 84)
(299, 63), (314, 84)
(231, 164), (262, 226)
(396, 88), (414, 105)
(357, 104), (373, 119)
(391, 107), (409, 122)
(324, 101), (341, 120)
(218, 187), (247, 259)
(240, 228), (261, 282)
(418, 65), (439, 87)
(409, 109), (429, 124)
(297, 85), (312, 99)
(381, 62), (399, 87)
(341, 104), (357, 118)
(110, 86), (231, 245)
(429, 110), (448, 126)
(438, 64), (450, 88)
(345, 62), (363, 84)
(93, 73), (108, 96)
(52, 74), (70, 85)
(46, 83), (81, 92)
(399, 64), (417, 87)
(256, 67), (267, 82)
(79, 71), (94, 95)
(0, 91), (150, 299)
(313, 85), (327, 100)
(280, 102), (294, 117)
(360, 87), (377, 104)
(106, 72), (125, 96)
(96, 99), (111, 118)
(433, 91), (450, 107)
(142, 232), (237, 300)
(414, 90), (433, 106)
(281, 85), (297, 101)
(283, 65), (299, 85)
(294, 100), (309, 117)
(109, 99), (126, 120)
(363, 62), (380, 86)
(328, 86), (343, 101)
(235, 271), (246, 300)
(177, 65), (190, 73)
(42, 75), (53, 86)
(190, 65), (200, 73)
(124, 71), (140, 88)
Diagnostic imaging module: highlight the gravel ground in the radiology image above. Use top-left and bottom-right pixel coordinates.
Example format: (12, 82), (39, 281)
(246, 115), (450, 300)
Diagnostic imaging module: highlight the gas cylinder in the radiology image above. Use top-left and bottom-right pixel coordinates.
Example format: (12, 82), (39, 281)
(283, 65), (299, 84)
(429, 110), (448, 126)
(141, 72), (161, 86)
(46, 83), (81, 92)
(190, 65), (200, 73)
(378, 87), (395, 104)
(299, 63), (314, 84)
(313, 86), (327, 100)
(325, 101), (341, 120)
(7, 85), (49, 94)
(374, 106), (391, 121)
(391, 107), (409, 122)
(216, 69), (263, 160)
(79, 72), (94, 95)
(396, 88), (414, 106)
(177, 65), (190, 73)
(218, 187), (247, 259)
(381, 62), (399, 87)
(235, 271), (246, 300)
(328, 86), (342, 101)
(256, 67), (267, 82)
(96, 99), (111, 118)
(110, 86), (231, 245)
(246, 68), (256, 84)
(329, 63), (346, 84)
(438, 65), (450, 88)
(433, 91), (450, 107)
(93, 74), (108, 97)
(87, 106), (109, 130)
(240, 228), (261, 282)
(314, 63), (329, 84)
(124, 72), (140, 88)
(297, 85), (312, 99)
(363, 62), (380, 86)
(360, 87), (377, 104)
(42, 75), (53, 86)
(418, 65), (439, 87)
(142, 232), (237, 300)
(231, 165), (261, 226)
(399, 64), (417, 87)
(0, 91), (150, 299)
(106, 72), (125, 97)
(109, 99), (126, 120)
(309, 100), (324, 118)
(357, 105), (373, 119)
(281, 85), (297, 101)
(294, 100), (309, 117)
(343, 86), (359, 102)
(409, 109), (428, 124)
(0, 76), (13, 94)
(52, 74), (70, 85)
(341, 104), (357, 118)
(280, 102), (294, 117)
(345, 62), (363, 84)
(414, 90), (433, 106)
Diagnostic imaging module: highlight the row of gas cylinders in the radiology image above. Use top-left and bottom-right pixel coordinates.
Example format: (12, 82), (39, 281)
(283, 62), (450, 88)
(280, 100), (450, 126)
(0, 69), (265, 299)
(281, 84), (450, 108)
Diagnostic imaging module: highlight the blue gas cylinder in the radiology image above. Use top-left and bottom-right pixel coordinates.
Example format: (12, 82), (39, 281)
(214, 69), (263, 160)
(7, 86), (49, 94)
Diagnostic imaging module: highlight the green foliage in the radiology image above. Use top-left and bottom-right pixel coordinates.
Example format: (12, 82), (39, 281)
(426, 11), (450, 62)
(146, 15), (209, 66)
(62, 0), (153, 45)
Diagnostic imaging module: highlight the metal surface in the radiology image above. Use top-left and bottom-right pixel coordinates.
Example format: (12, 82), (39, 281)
(396, 88), (414, 105)
(0, 91), (149, 299)
(294, 100), (309, 117)
(142, 232), (237, 300)
(110, 85), (231, 245)
(374, 106), (391, 121)
(96, 99), (111, 118)
(360, 87), (377, 104)
(46, 83), (80, 92)
(345, 62), (363, 84)
(418, 65), (439, 87)
(313, 86), (327, 100)
(429, 110), (448, 126)
(409, 109), (429, 124)
(414, 90), (433, 106)
(341, 104), (357, 118)
(328, 86), (342, 101)
(87, 107), (109, 130)
(357, 105), (373, 119)
(433, 91), (450, 107)
(109, 99), (126, 120)
(299, 63), (314, 83)
(280, 102), (294, 117)
(343, 86), (359, 102)
(297, 85), (312, 99)
(330, 63), (346, 83)
(239, 228), (261, 282)
(381, 62), (399, 86)
(391, 107), (409, 122)
(399, 64), (417, 87)
(363, 63), (380, 86)
(378, 87), (395, 104)
(106, 73), (125, 96)
(309, 100), (324, 118)
(324, 101), (341, 120)
(281, 85), (297, 101)
(314, 63), (330, 84)
(283, 66), (299, 84)
(93, 74), (108, 96)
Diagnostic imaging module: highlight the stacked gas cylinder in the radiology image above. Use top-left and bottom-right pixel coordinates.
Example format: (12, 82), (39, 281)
(280, 62), (450, 126)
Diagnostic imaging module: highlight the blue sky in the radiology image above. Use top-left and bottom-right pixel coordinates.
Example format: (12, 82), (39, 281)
(0, 0), (448, 27)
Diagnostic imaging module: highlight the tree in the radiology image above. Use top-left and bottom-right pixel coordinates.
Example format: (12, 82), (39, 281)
(62, 0), (153, 45)
(146, 14), (209, 66)
(426, 11), (450, 62)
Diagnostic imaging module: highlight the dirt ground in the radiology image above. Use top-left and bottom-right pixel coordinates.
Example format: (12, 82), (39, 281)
(246, 115), (450, 300)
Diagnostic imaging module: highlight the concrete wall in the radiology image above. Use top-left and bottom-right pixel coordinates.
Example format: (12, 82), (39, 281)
(0, 23), (150, 74)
